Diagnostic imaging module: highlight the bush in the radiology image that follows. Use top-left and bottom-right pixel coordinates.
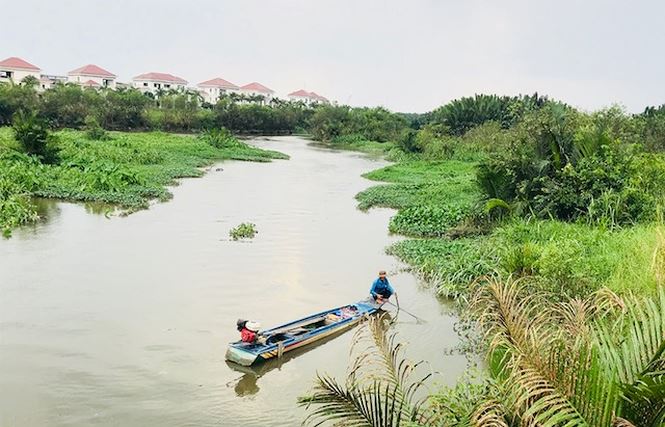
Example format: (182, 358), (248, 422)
(84, 115), (109, 141)
(199, 127), (239, 149)
(308, 105), (408, 143)
(396, 128), (421, 153)
(12, 110), (59, 163)
(474, 105), (662, 225)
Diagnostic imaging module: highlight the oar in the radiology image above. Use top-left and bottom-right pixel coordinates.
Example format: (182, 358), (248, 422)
(386, 297), (426, 323)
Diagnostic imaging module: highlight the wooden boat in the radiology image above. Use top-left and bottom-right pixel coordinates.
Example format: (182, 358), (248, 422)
(225, 298), (383, 366)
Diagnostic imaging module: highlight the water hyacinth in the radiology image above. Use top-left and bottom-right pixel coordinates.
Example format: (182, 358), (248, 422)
(229, 222), (258, 240)
(0, 128), (287, 235)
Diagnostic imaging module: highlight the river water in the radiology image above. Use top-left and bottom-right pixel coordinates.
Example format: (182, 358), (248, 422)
(0, 136), (467, 426)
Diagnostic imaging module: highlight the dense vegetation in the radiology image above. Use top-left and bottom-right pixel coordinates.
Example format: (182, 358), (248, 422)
(303, 95), (665, 425)
(0, 82), (312, 134)
(350, 100), (665, 300)
(0, 126), (286, 236)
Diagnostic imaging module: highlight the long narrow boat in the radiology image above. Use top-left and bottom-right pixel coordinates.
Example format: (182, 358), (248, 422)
(225, 299), (382, 366)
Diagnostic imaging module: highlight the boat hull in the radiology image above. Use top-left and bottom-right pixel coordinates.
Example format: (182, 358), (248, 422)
(225, 346), (260, 366)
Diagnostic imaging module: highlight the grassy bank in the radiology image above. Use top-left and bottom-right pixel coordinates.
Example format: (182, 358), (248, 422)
(0, 127), (287, 236)
(358, 159), (664, 298)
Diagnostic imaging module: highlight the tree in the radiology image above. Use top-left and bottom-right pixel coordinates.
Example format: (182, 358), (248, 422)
(0, 83), (39, 125)
(40, 84), (102, 128)
(20, 75), (39, 87)
(430, 93), (549, 136)
(99, 88), (151, 130)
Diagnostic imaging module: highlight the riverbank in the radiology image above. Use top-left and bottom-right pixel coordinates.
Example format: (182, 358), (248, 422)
(304, 103), (665, 424)
(357, 158), (664, 299)
(0, 127), (288, 236)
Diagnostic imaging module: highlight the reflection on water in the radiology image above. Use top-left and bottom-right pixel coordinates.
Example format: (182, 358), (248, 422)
(0, 136), (468, 427)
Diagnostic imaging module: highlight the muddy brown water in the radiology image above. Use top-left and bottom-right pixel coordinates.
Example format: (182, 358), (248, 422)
(0, 136), (468, 426)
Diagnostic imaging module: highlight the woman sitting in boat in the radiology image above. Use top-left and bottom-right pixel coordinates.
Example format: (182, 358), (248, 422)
(237, 319), (262, 343)
(370, 270), (395, 303)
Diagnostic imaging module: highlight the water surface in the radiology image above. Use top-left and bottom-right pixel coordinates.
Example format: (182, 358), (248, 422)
(0, 136), (467, 426)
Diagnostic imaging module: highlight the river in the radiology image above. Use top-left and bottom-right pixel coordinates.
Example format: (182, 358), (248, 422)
(0, 136), (467, 426)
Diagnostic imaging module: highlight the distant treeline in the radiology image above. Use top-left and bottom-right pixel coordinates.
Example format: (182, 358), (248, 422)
(0, 83), (314, 134)
(310, 93), (665, 154)
(2, 83), (665, 156)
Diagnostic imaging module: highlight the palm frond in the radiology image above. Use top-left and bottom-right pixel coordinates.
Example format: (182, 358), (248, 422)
(472, 276), (625, 426)
(299, 314), (435, 426)
(471, 399), (511, 427)
(595, 287), (665, 386)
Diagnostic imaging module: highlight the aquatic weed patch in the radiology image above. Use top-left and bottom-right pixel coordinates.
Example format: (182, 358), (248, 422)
(357, 160), (481, 237)
(229, 222), (258, 240)
(389, 204), (469, 237)
(362, 160), (476, 184)
(0, 128), (287, 235)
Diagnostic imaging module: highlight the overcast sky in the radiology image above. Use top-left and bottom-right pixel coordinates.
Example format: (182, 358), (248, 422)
(3, 0), (664, 113)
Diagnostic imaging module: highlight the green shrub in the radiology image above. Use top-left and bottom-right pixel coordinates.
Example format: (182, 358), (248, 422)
(11, 111), (59, 163)
(200, 127), (239, 149)
(396, 128), (421, 153)
(84, 115), (109, 141)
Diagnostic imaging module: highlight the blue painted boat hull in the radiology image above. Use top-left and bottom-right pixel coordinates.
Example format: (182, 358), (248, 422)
(225, 299), (382, 366)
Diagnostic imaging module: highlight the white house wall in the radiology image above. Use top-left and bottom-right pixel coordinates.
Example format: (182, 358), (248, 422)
(133, 80), (186, 94)
(0, 68), (40, 84)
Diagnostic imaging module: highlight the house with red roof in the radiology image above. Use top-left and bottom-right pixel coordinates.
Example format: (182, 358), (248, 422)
(288, 89), (330, 105)
(197, 77), (239, 104)
(68, 64), (117, 89)
(0, 56), (41, 85)
(239, 82), (275, 104)
(132, 72), (188, 95)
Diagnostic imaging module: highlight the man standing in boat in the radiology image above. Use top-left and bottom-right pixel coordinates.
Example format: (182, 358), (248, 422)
(370, 270), (395, 304)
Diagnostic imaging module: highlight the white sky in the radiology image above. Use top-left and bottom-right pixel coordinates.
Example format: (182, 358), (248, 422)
(3, 0), (664, 113)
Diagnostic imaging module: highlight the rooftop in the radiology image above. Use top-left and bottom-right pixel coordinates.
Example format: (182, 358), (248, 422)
(240, 82), (274, 93)
(288, 89), (312, 97)
(198, 77), (239, 89)
(133, 72), (187, 84)
(289, 89), (329, 102)
(69, 64), (116, 78)
(0, 56), (41, 71)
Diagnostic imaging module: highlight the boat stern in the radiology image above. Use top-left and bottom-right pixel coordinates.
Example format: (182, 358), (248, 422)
(225, 346), (259, 366)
